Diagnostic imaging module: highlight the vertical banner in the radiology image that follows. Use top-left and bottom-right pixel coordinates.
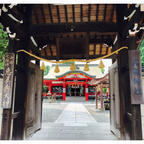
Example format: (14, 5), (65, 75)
(2, 53), (15, 108)
(129, 50), (144, 104)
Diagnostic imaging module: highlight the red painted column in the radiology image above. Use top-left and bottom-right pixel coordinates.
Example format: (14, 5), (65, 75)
(100, 83), (104, 110)
(85, 84), (88, 101)
(63, 82), (66, 101)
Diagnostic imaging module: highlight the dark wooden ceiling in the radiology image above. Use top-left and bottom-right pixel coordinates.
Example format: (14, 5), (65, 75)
(30, 4), (117, 60)
(1, 4), (144, 60)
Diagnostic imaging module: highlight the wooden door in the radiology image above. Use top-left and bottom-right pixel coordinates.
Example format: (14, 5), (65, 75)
(109, 61), (121, 139)
(23, 63), (43, 139)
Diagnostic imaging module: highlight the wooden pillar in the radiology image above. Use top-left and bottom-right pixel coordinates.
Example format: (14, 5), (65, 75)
(128, 36), (142, 140)
(12, 5), (32, 140)
(1, 39), (16, 139)
(117, 35), (143, 140)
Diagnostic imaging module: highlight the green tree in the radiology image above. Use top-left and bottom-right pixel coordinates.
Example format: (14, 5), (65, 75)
(44, 65), (50, 76)
(139, 38), (144, 66)
(0, 24), (9, 69)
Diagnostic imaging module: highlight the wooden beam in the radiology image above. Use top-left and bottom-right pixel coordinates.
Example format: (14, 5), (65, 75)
(64, 5), (68, 23)
(96, 4), (99, 21)
(88, 4), (91, 22)
(72, 5), (75, 23)
(48, 4), (53, 23)
(103, 4), (107, 21)
(40, 5), (46, 23)
(80, 4), (83, 22)
(56, 5), (60, 23)
(30, 22), (118, 34)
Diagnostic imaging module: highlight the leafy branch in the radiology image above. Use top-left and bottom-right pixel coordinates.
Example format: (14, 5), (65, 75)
(0, 24), (9, 69)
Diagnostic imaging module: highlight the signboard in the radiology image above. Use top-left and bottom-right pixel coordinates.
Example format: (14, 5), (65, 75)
(52, 81), (63, 84)
(129, 50), (144, 104)
(2, 53), (15, 108)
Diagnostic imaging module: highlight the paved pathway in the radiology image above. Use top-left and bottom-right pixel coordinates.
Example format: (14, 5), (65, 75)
(55, 104), (97, 126)
(29, 99), (117, 140)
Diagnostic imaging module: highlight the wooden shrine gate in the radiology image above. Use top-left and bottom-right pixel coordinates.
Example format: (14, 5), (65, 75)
(0, 4), (144, 140)
(1, 53), (43, 140)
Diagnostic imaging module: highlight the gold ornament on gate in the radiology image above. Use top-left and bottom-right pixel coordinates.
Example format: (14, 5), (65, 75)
(84, 62), (89, 71)
(54, 64), (60, 73)
(41, 62), (46, 70)
(70, 61), (76, 71)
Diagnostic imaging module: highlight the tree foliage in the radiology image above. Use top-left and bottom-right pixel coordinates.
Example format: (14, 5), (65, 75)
(0, 24), (9, 69)
(139, 38), (144, 66)
(44, 65), (50, 76)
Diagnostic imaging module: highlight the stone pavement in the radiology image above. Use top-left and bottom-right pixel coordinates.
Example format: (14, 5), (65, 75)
(29, 97), (117, 140)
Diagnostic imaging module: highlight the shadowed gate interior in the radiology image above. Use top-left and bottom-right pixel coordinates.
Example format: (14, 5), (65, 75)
(0, 4), (144, 140)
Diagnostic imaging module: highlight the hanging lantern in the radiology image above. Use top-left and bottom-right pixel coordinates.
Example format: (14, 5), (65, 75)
(40, 62), (45, 71)
(70, 61), (76, 71)
(84, 62), (89, 71)
(99, 60), (105, 74)
(54, 64), (60, 73)
(108, 47), (112, 54)
(99, 60), (105, 69)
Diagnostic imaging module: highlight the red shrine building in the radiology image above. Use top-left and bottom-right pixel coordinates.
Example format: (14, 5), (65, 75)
(43, 63), (108, 101)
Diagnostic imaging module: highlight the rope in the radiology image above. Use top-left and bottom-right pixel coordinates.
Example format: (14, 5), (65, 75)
(16, 46), (128, 63)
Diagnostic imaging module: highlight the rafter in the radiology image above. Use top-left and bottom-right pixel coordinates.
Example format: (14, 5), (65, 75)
(88, 4), (91, 22)
(96, 4), (99, 21)
(64, 5), (68, 23)
(110, 5), (115, 22)
(48, 4), (53, 23)
(100, 35), (103, 55)
(80, 4), (83, 22)
(72, 5), (75, 22)
(40, 5), (46, 23)
(105, 36), (109, 54)
(49, 44), (53, 56)
(94, 36), (96, 55)
(103, 4), (107, 21)
(56, 5), (60, 23)
(44, 48), (47, 56)
(33, 6), (39, 24)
